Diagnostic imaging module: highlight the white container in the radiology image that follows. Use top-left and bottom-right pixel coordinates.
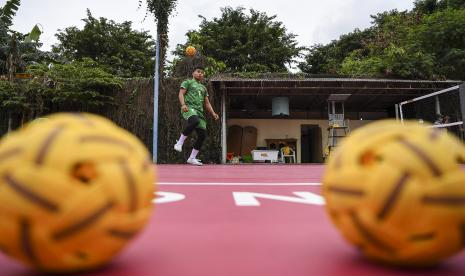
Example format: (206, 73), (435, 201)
(272, 97), (289, 116)
(251, 150), (279, 163)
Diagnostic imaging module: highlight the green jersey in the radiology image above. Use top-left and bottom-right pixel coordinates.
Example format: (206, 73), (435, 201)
(181, 79), (208, 113)
(180, 79), (209, 129)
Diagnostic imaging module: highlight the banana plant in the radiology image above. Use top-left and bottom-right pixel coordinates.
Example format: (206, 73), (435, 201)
(0, 0), (42, 132)
(1, 0), (42, 79)
(0, 0), (20, 28)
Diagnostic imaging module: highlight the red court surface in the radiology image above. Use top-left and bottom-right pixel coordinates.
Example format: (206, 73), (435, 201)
(1, 164), (465, 276)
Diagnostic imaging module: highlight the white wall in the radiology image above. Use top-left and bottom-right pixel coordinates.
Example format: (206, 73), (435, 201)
(227, 119), (373, 163)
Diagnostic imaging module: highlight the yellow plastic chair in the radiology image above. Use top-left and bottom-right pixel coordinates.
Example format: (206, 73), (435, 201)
(280, 146), (296, 163)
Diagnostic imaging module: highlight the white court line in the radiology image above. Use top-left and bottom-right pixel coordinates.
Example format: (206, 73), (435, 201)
(157, 182), (321, 186)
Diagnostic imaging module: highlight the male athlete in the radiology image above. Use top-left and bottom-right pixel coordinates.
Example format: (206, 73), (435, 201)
(174, 66), (219, 165)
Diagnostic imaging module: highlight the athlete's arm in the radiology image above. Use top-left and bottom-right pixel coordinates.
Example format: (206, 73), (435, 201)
(179, 88), (188, 112)
(204, 96), (219, 120)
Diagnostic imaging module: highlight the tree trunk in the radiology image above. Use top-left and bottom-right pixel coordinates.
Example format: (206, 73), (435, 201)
(156, 25), (168, 76)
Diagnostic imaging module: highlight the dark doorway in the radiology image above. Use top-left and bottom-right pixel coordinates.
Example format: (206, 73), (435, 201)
(301, 125), (323, 163)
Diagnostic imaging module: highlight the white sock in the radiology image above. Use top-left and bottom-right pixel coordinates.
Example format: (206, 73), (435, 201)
(189, 149), (199, 159)
(177, 134), (187, 145)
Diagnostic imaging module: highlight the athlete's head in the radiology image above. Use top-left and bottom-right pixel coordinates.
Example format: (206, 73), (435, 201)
(192, 66), (205, 81)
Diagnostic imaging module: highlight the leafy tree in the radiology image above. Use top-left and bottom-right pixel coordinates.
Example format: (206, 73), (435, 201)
(446, 0), (465, 9)
(298, 44), (333, 74)
(0, 79), (24, 130)
(0, 59), (123, 131)
(26, 58), (123, 111)
(337, 10), (436, 79)
(174, 6), (304, 73)
(52, 9), (156, 78)
(168, 54), (226, 78)
(414, 0), (465, 13)
(142, 0), (178, 76)
(412, 8), (465, 79)
(339, 45), (435, 79)
(298, 29), (373, 74)
(413, 0), (442, 14)
(298, 2), (465, 80)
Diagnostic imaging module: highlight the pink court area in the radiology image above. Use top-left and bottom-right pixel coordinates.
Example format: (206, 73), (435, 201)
(1, 164), (465, 276)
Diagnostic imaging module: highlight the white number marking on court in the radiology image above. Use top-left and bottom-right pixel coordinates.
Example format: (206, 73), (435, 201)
(153, 191), (186, 204)
(232, 192), (325, 206)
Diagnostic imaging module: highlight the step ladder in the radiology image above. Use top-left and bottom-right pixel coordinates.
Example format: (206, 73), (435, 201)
(325, 94), (351, 159)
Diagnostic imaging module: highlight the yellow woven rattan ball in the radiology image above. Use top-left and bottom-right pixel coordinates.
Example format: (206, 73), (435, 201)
(0, 113), (155, 273)
(323, 120), (465, 266)
(185, 46), (196, 57)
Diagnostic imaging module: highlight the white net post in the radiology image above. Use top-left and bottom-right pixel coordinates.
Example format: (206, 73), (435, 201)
(459, 84), (465, 124)
(396, 84), (465, 140)
(398, 85), (461, 125)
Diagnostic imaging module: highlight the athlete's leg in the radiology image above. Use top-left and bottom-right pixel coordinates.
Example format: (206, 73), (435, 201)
(182, 116), (200, 136)
(193, 127), (206, 151)
(174, 116), (200, 152)
(187, 128), (206, 165)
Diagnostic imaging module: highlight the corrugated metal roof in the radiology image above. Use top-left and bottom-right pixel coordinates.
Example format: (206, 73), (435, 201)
(210, 75), (462, 84)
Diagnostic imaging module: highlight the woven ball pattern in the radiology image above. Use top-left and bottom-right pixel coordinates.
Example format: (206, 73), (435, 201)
(323, 120), (465, 266)
(0, 113), (155, 273)
(185, 46), (196, 57)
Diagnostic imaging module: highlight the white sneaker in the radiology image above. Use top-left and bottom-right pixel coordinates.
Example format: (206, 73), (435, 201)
(174, 142), (183, 152)
(187, 157), (203, 166)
